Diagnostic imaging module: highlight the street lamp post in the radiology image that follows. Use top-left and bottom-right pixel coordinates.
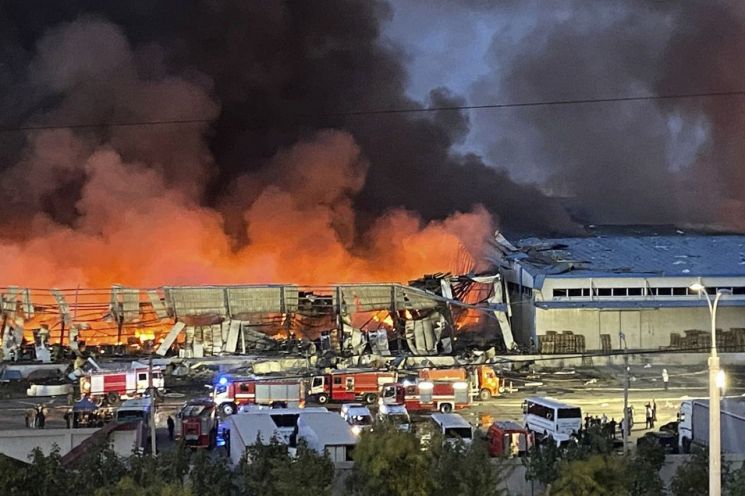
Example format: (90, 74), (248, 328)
(690, 283), (729, 496)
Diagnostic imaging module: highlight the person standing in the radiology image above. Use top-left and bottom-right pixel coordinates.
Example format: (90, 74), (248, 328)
(609, 418), (617, 439)
(652, 400), (657, 423)
(36, 405), (46, 429)
(662, 369), (669, 390)
(645, 403), (653, 429)
(167, 415), (175, 440)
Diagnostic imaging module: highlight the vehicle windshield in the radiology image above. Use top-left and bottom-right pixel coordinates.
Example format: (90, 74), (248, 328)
(387, 414), (409, 425)
(350, 414), (373, 426)
(117, 410), (145, 422)
(382, 387), (396, 398)
(444, 427), (472, 439)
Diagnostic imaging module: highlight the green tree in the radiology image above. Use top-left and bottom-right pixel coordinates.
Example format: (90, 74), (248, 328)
(432, 437), (505, 496)
(273, 441), (335, 496)
(189, 449), (234, 496)
(346, 422), (434, 496)
(725, 459), (745, 496)
(157, 440), (193, 486)
(551, 455), (627, 496)
(240, 435), (292, 496)
(670, 446), (708, 496)
(524, 440), (562, 487)
(73, 440), (128, 494)
(24, 446), (71, 496)
(94, 476), (192, 496)
(565, 425), (614, 461)
(0, 454), (28, 496)
(626, 439), (665, 496)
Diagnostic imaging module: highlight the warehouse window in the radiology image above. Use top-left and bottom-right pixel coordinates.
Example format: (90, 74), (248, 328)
(611, 288), (627, 296)
(734, 287), (745, 295)
(553, 289), (567, 297)
(596, 288), (612, 296)
(672, 287), (688, 296)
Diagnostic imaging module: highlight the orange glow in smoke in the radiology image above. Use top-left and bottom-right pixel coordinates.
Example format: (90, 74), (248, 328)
(0, 131), (494, 346)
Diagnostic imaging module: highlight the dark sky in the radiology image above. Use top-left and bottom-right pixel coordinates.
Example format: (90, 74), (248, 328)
(1, 1), (745, 286)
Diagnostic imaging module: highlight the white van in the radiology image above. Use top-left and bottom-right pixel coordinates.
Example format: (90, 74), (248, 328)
(378, 403), (411, 432)
(430, 413), (474, 445)
(116, 397), (153, 450)
(340, 403), (374, 434)
(522, 397), (582, 445)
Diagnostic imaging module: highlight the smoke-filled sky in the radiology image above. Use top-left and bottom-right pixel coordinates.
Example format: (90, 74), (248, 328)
(1, 1), (744, 286)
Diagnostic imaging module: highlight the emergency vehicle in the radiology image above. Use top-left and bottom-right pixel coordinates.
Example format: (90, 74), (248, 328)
(418, 365), (504, 401)
(213, 376), (304, 416)
(80, 364), (164, 405)
(307, 370), (396, 405)
(486, 420), (534, 457)
(380, 380), (470, 413)
(175, 398), (218, 449)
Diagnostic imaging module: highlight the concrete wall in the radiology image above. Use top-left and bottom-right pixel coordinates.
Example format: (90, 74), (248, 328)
(0, 428), (138, 463)
(533, 306), (745, 351)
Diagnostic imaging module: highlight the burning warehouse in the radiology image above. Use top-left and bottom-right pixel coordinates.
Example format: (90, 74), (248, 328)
(0, 277), (514, 362)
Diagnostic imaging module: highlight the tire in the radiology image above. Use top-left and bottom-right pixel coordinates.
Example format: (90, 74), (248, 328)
(317, 393), (329, 405)
(439, 403), (453, 413)
(364, 393), (377, 405)
(220, 402), (237, 416)
(107, 392), (120, 405)
(479, 388), (492, 401)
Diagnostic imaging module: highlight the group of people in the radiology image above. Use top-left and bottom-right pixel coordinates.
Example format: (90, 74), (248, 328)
(582, 399), (659, 440)
(583, 413), (619, 438)
(24, 404), (47, 429)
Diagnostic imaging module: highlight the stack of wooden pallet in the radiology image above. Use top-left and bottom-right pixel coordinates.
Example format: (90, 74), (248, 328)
(600, 334), (612, 354)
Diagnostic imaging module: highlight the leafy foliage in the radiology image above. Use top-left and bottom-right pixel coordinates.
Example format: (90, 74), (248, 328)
(551, 455), (628, 496)
(346, 422), (434, 496)
(523, 439), (562, 486)
(273, 441), (335, 496)
(670, 446), (708, 496)
(431, 437), (506, 496)
(626, 440), (665, 496)
(189, 449), (234, 496)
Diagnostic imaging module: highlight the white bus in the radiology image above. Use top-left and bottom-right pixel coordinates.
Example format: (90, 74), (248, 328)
(522, 397), (582, 445)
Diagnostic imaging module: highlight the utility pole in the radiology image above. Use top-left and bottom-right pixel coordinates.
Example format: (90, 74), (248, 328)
(620, 331), (629, 450)
(148, 353), (156, 455)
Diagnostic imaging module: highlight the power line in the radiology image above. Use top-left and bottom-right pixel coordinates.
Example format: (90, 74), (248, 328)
(2, 89), (745, 133)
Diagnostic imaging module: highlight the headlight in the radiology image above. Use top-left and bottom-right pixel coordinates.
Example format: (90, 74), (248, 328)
(352, 425), (362, 435)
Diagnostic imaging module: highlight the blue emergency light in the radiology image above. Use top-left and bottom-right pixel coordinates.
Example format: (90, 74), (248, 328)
(218, 376), (228, 386)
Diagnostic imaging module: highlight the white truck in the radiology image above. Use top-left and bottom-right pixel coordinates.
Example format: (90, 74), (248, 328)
(679, 397), (745, 454)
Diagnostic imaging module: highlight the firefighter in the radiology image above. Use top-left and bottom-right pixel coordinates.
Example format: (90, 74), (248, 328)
(167, 415), (175, 440)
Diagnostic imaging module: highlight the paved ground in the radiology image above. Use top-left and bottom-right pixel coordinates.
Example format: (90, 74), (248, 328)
(1, 360), (742, 452)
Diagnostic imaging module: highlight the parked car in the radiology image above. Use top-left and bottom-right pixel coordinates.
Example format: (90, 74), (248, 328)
(377, 403), (411, 432)
(340, 403), (374, 434)
(637, 431), (678, 454)
(430, 413), (474, 446)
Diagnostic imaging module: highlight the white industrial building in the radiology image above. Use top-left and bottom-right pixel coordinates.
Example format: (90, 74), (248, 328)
(494, 232), (745, 352)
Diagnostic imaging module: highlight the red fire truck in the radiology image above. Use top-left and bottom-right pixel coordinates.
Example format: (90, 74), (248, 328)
(307, 370), (396, 405)
(380, 381), (470, 413)
(175, 398), (218, 449)
(213, 376), (304, 416)
(418, 365), (504, 401)
(80, 364), (164, 405)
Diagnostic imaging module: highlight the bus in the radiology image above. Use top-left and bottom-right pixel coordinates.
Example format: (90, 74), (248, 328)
(522, 397), (582, 445)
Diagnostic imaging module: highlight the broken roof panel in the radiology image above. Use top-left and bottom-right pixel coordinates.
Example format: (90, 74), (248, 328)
(508, 235), (745, 279)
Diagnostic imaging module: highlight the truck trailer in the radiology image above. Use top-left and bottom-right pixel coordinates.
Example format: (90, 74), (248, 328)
(678, 397), (745, 454)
